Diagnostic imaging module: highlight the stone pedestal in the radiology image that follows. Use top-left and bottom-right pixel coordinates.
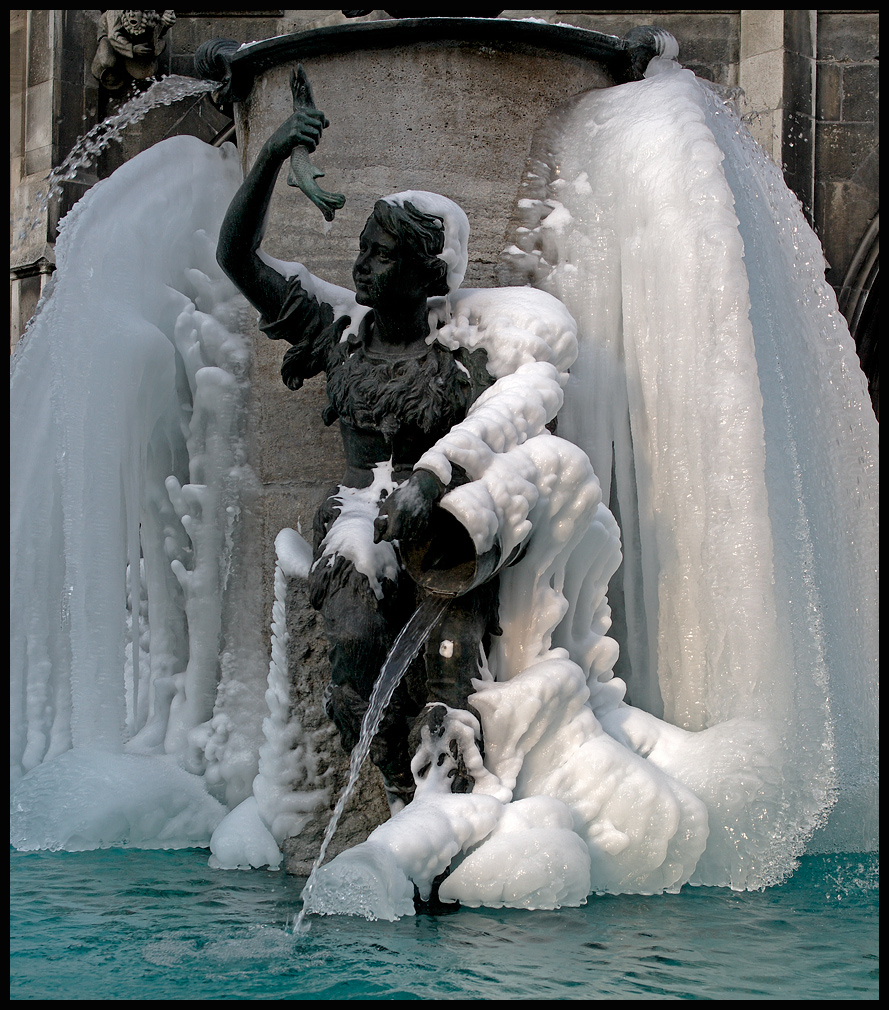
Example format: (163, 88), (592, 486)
(279, 570), (390, 875)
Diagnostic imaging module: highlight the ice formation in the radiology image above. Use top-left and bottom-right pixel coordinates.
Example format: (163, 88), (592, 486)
(303, 64), (877, 915)
(10, 136), (268, 848)
(9, 59), (877, 919)
(543, 62), (878, 866)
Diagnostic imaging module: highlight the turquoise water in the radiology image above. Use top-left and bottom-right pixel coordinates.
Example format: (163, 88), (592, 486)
(10, 848), (877, 1000)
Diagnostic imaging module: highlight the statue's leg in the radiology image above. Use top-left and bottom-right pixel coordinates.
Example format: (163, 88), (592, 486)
(409, 577), (500, 793)
(423, 575), (500, 713)
(310, 547), (421, 810)
(317, 555), (392, 702)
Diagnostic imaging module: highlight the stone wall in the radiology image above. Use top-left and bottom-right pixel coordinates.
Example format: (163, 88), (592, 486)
(814, 11), (879, 292)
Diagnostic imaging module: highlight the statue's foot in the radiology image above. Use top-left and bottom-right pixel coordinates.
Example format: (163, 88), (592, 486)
(413, 868), (460, 915)
(381, 776), (415, 815)
(408, 703), (485, 796)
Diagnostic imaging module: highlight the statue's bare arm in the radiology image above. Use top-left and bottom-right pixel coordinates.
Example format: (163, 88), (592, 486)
(216, 108), (328, 321)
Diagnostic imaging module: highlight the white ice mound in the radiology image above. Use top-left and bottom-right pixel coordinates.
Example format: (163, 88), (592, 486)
(597, 704), (790, 888)
(208, 796), (282, 870)
(304, 791), (504, 921)
(436, 285), (579, 381)
(473, 659), (710, 896)
(439, 796), (591, 909)
(9, 749), (226, 851)
(302, 842), (417, 922)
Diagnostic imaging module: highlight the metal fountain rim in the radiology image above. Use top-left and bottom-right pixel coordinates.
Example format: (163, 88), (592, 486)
(200, 18), (676, 104)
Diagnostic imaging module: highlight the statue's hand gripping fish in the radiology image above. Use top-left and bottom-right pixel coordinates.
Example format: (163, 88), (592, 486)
(287, 65), (346, 222)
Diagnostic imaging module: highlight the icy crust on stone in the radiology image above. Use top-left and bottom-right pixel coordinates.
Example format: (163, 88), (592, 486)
(274, 527), (313, 580)
(437, 796), (593, 910)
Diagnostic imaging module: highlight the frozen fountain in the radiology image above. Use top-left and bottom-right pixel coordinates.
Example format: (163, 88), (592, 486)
(10, 19), (877, 921)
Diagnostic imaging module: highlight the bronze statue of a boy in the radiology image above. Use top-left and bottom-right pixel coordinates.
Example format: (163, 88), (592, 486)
(217, 92), (498, 811)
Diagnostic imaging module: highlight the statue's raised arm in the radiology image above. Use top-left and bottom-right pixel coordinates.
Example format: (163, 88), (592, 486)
(215, 70), (335, 323)
(285, 66), (346, 222)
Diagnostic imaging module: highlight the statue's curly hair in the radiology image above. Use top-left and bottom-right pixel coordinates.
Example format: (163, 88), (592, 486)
(371, 199), (450, 297)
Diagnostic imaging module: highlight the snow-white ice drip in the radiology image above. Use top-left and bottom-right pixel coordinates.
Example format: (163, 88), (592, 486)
(209, 528), (330, 871)
(9, 59), (877, 918)
(11, 136), (264, 849)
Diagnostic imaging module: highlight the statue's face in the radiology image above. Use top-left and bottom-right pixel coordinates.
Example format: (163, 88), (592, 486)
(352, 218), (428, 308)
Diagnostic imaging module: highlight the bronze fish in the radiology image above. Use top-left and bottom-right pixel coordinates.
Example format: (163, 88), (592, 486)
(286, 65), (346, 222)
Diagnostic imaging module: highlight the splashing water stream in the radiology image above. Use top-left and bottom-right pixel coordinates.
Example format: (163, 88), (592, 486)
(292, 594), (452, 933)
(12, 75), (217, 250)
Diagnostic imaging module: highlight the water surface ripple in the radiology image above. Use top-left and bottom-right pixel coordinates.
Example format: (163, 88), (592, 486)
(10, 848), (877, 1000)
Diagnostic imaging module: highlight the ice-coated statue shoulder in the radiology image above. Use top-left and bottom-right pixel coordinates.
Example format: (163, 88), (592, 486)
(417, 285), (579, 496)
(432, 286), (579, 385)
